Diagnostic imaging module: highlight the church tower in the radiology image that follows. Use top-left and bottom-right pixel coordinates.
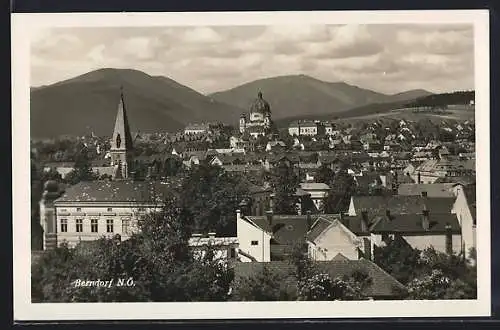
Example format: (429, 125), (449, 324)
(110, 87), (134, 180)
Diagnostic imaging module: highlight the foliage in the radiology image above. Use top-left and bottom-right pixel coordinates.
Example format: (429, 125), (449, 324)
(179, 164), (250, 236)
(297, 272), (370, 301)
(231, 265), (296, 301)
(323, 168), (355, 213)
(373, 234), (422, 285)
(269, 161), (300, 214)
(373, 236), (477, 299)
(64, 147), (99, 185)
(315, 164), (335, 185)
(31, 196), (234, 302)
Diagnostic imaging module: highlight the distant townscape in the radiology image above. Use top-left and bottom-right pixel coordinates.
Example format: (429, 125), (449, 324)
(31, 72), (476, 303)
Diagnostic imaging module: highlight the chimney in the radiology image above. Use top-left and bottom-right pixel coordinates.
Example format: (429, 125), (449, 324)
(422, 209), (430, 230)
(361, 210), (369, 232)
(236, 209), (242, 220)
(266, 210), (273, 227)
(445, 222), (453, 255)
(192, 233), (202, 238)
(208, 231), (216, 239)
(306, 210), (312, 229)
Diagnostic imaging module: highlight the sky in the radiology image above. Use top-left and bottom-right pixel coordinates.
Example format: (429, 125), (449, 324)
(30, 24), (474, 95)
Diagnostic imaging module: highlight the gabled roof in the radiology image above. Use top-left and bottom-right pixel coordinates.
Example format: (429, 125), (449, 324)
(300, 182), (330, 191)
(397, 183), (456, 197)
(244, 214), (339, 245)
(307, 217), (360, 246)
(370, 212), (461, 234)
(232, 259), (406, 298)
(54, 180), (174, 204)
(351, 195), (454, 216)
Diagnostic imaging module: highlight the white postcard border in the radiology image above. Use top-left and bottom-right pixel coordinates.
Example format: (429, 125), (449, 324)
(12, 10), (491, 320)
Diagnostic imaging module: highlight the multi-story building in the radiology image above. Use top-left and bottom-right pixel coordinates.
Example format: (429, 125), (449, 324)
(239, 92), (273, 137)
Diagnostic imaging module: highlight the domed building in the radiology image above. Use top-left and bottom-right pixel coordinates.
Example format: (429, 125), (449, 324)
(239, 91), (274, 138)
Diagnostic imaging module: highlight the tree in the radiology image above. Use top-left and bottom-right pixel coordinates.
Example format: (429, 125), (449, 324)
(65, 147), (99, 185)
(315, 164), (335, 185)
(323, 167), (355, 214)
(297, 272), (370, 301)
(231, 265), (296, 301)
(179, 164), (250, 236)
(32, 195), (235, 302)
(270, 161), (300, 214)
(373, 234), (422, 285)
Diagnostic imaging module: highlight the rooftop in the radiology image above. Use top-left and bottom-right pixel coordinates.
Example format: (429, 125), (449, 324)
(233, 257), (406, 298)
(54, 180), (175, 204)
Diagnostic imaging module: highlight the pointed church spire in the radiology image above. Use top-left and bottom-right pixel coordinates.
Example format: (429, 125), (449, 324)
(110, 86), (134, 180)
(111, 86), (133, 151)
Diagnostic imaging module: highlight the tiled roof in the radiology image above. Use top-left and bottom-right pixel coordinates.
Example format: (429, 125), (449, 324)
(397, 183), (456, 197)
(246, 215), (310, 245)
(300, 182), (330, 190)
(351, 195), (454, 216)
(340, 216), (371, 235)
(306, 215), (342, 241)
(54, 180), (174, 203)
(246, 214), (340, 245)
(370, 213), (461, 234)
(232, 259), (406, 298)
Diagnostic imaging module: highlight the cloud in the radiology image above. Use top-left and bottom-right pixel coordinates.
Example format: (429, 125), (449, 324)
(30, 24), (474, 94)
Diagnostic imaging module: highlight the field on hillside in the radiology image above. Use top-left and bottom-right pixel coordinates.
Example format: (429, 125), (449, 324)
(334, 107), (475, 123)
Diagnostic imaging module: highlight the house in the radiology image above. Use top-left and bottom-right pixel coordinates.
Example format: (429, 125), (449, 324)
(43, 160), (115, 179)
(347, 195), (456, 217)
(184, 123), (210, 135)
(412, 159), (475, 184)
(306, 216), (367, 260)
(288, 121), (300, 136)
(397, 183), (461, 198)
(299, 182), (330, 211)
(346, 195), (465, 255)
(266, 140), (287, 152)
(231, 257), (407, 300)
(369, 211), (462, 255)
(299, 121), (324, 136)
(39, 180), (173, 249)
(237, 211), (330, 262)
(188, 233), (239, 261)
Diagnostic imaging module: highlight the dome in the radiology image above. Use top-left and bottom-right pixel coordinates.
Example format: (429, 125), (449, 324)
(44, 180), (59, 192)
(250, 92), (271, 115)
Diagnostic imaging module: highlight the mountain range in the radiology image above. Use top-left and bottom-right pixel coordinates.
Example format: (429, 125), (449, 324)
(30, 68), (432, 139)
(209, 74), (431, 119)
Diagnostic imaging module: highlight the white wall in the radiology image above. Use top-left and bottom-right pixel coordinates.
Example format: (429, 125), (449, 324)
(288, 127), (300, 136)
(54, 203), (161, 247)
(403, 234), (463, 254)
(311, 224), (360, 260)
(453, 187), (476, 256)
(236, 211), (271, 262)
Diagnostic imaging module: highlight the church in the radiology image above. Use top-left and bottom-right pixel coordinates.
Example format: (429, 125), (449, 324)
(239, 92), (274, 138)
(38, 88), (170, 249)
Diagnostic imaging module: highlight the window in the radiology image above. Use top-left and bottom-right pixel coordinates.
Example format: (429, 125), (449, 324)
(230, 248), (236, 258)
(60, 219), (67, 232)
(107, 208), (113, 212)
(251, 240), (259, 246)
(122, 218), (130, 234)
(76, 208), (81, 212)
(106, 219), (114, 233)
(91, 219), (98, 233)
(76, 219), (83, 232)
